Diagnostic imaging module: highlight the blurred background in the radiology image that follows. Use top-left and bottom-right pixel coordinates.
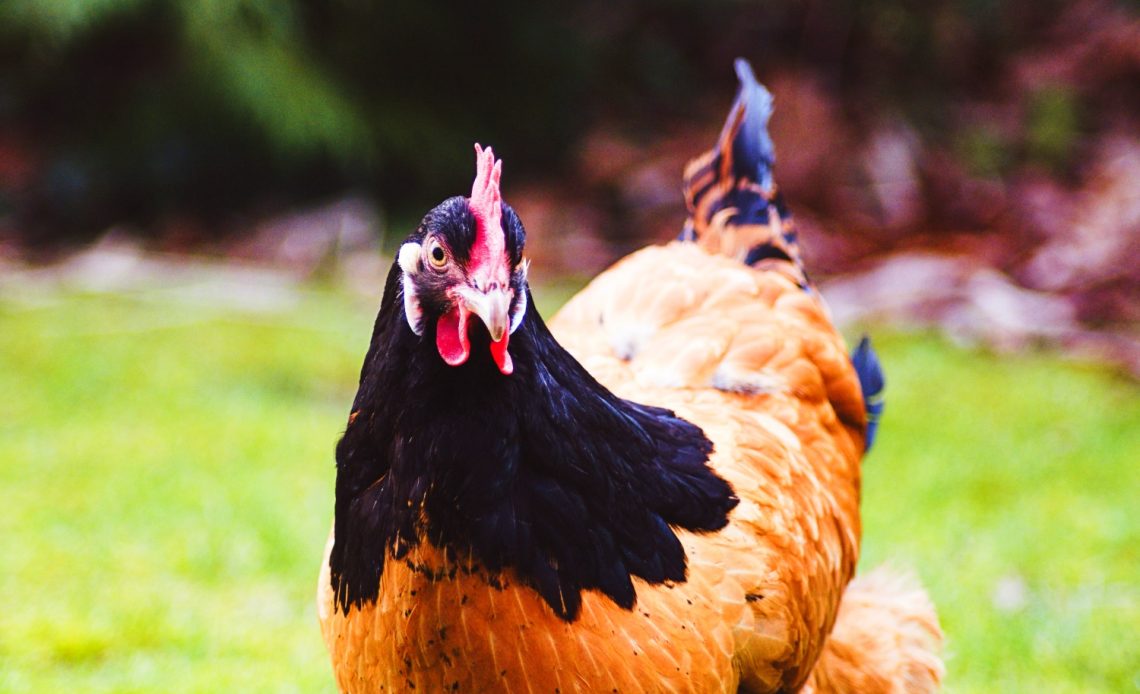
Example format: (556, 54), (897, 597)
(1, 1), (1137, 692)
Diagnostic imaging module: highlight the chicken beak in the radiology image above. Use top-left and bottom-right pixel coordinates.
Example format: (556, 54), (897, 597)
(462, 287), (512, 343)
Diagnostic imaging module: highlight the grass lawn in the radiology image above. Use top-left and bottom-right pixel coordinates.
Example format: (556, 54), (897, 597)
(1, 285), (1136, 692)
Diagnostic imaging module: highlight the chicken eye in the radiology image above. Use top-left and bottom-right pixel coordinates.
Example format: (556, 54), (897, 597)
(427, 241), (448, 269)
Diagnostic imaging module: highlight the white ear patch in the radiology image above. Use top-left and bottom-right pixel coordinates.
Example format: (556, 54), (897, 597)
(397, 242), (421, 274)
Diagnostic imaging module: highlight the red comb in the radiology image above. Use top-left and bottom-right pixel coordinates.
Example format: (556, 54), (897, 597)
(468, 144), (506, 283)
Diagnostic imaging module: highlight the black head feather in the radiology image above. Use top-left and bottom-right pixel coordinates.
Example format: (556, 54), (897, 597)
(411, 196), (525, 268)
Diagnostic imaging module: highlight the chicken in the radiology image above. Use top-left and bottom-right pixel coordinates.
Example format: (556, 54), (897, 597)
(318, 59), (943, 693)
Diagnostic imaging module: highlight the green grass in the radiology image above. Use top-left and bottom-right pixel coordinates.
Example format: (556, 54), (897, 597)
(858, 332), (1139, 693)
(1, 289), (1136, 692)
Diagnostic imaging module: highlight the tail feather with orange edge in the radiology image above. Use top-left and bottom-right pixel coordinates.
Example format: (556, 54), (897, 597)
(680, 58), (807, 288)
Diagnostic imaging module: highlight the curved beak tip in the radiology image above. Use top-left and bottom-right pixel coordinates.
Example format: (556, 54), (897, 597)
(464, 287), (512, 343)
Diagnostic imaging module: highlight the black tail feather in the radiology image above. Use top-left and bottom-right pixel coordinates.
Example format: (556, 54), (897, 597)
(851, 336), (886, 453)
(680, 59), (806, 286)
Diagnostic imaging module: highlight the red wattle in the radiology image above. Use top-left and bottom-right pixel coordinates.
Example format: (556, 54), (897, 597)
(489, 333), (513, 375)
(436, 307), (470, 366)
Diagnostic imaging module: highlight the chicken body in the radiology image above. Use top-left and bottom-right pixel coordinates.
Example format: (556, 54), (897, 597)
(320, 244), (869, 693)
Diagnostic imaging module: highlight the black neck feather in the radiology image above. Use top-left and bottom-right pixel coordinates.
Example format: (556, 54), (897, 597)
(330, 265), (738, 620)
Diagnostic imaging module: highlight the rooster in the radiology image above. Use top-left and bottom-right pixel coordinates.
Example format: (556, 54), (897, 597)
(318, 60), (943, 693)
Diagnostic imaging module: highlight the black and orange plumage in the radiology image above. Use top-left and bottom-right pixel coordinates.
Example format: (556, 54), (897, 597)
(319, 61), (942, 693)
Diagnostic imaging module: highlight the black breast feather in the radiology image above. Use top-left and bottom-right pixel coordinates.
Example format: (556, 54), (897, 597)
(330, 266), (738, 620)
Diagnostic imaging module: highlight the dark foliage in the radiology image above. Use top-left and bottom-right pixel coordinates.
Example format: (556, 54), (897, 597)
(3, 0), (1114, 244)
